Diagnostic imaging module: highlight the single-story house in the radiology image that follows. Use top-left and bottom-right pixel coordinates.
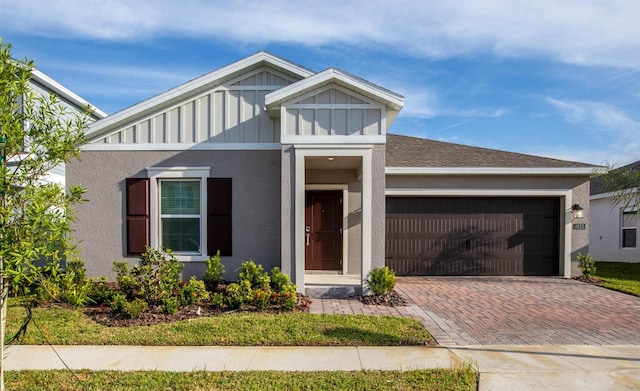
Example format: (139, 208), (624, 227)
(589, 160), (639, 262)
(67, 52), (594, 295)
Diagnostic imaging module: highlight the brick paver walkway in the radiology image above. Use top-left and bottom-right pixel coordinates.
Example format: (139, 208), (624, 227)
(310, 277), (640, 346)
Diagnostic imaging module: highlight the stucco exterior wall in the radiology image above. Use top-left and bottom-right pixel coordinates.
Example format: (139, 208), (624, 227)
(371, 144), (386, 270)
(280, 146), (295, 278)
(67, 150), (281, 280)
(386, 174), (591, 277)
(590, 196), (640, 262)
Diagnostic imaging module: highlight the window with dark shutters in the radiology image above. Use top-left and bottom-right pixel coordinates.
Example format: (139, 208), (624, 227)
(207, 178), (232, 256)
(126, 177), (150, 255)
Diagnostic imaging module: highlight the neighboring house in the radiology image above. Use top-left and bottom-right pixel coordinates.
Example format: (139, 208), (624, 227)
(589, 160), (640, 262)
(28, 69), (107, 186)
(67, 52), (594, 295)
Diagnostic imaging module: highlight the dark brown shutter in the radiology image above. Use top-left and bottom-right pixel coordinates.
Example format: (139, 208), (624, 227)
(126, 177), (150, 255)
(207, 178), (232, 256)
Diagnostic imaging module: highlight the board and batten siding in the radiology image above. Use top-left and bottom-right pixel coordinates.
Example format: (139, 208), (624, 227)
(282, 85), (385, 139)
(93, 68), (300, 145)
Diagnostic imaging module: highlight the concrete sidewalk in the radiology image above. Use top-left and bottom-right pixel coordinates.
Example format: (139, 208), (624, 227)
(5, 344), (640, 390)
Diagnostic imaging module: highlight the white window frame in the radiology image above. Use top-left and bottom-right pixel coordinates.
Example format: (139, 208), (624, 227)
(621, 208), (638, 249)
(147, 167), (210, 261)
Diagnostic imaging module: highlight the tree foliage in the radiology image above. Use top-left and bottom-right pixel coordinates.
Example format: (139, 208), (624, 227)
(595, 163), (640, 211)
(0, 39), (91, 289)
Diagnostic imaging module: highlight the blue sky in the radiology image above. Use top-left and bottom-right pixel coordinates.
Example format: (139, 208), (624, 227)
(1, 0), (638, 166)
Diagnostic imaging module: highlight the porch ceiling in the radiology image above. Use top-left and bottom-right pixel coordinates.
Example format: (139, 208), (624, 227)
(305, 156), (361, 170)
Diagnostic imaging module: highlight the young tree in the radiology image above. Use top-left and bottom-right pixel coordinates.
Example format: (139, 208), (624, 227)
(0, 40), (91, 390)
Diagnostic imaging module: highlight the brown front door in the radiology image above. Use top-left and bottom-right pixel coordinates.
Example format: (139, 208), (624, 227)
(305, 191), (343, 270)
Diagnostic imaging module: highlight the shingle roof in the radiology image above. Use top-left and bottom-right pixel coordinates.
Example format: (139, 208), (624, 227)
(386, 134), (595, 168)
(590, 160), (640, 195)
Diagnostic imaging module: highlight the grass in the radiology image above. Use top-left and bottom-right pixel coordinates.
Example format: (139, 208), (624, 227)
(594, 262), (640, 297)
(6, 368), (477, 391)
(6, 300), (433, 346)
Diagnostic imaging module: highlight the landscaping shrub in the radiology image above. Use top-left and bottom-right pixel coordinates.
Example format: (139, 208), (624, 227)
(366, 266), (396, 296)
(210, 292), (224, 309)
(124, 298), (148, 319)
(109, 293), (127, 312)
(273, 284), (298, 311)
(113, 247), (184, 305)
(86, 277), (118, 306)
(203, 250), (225, 291)
(253, 288), (272, 311)
(270, 267), (290, 292)
(226, 280), (252, 309)
(578, 252), (597, 279)
(35, 258), (92, 307)
(161, 297), (180, 315)
(238, 260), (270, 289)
(181, 277), (210, 306)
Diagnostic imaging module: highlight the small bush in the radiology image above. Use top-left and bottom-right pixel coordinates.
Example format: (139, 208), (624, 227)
(203, 251), (225, 291)
(110, 293), (127, 313)
(124, 298), (148, 319)
(181, 277), (210, 306)
(253, 288), (272, 311)
(270, 267), (291, 292)
(238, 261), (270, 290)
(366, 266), (396, 296)
(113, 247), (184, 305)
(578, 253), (597, 279)
(35, 258), (91, 307)
(274, 284), (298, 311)
(210, 292), (224, 309)
(226, 280), (252, 309)
(161, 297), (180, 315)
(86, 277), (117, 306)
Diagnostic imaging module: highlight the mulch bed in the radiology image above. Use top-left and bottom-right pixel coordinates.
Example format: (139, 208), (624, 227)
(82, 293), (312, 328)
(359, 290), (408, 307)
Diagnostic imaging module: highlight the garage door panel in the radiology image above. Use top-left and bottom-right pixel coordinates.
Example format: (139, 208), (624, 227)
(386, 197), (560, 276)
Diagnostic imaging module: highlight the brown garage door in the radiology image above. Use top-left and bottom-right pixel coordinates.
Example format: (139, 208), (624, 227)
(386, 197), (560, 276)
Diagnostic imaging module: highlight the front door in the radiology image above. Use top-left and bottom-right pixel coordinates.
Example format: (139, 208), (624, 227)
(305, 191), (343, 270)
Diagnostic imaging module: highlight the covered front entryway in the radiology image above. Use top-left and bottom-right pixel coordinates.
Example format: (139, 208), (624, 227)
(386, 197), (561, 276)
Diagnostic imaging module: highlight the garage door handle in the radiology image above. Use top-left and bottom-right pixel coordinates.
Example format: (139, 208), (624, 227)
(465, 239), (471, 251)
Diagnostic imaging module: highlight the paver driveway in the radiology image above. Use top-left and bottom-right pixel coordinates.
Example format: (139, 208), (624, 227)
(394, 277), (640, 346)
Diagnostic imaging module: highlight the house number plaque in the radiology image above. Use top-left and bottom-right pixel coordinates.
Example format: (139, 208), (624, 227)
(572, 223), (586, 230)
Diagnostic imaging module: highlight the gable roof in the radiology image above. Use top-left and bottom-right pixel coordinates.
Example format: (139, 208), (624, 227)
(590, 159), (640, 195)
(386, 134), (595, 175)
(265, 68), (404, 126)
(86, 51), (314, 142)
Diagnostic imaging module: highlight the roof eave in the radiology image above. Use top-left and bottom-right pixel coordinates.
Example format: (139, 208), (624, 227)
(385, 167), (595, 176)
(31, 69), (107, 119)
(265, 68), (404, 111)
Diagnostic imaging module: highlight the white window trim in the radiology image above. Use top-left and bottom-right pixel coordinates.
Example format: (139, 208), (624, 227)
(147, 167), (210, 262)
(621, 208), (638, 249)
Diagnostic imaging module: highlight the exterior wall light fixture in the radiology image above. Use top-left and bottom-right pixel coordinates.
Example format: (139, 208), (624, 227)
(571, 203), (584, 219)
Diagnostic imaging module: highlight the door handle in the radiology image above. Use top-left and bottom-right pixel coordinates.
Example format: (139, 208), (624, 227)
(305, 233), (310, 246)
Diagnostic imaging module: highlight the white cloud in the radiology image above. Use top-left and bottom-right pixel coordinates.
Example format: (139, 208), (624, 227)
(543, 98), (640, 165)
(2, 0), (639, 68)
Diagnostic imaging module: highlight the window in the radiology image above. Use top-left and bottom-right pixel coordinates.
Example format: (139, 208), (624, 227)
(621, 210), (638, 248)
(160, 180), (201, 253)
(126, 167), (232, 259)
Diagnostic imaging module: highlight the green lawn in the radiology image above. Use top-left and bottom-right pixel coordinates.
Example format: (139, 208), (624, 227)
(594, 262), (640, 297)
(6, 300), (433, 346)
(6, 368), (477, 391)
